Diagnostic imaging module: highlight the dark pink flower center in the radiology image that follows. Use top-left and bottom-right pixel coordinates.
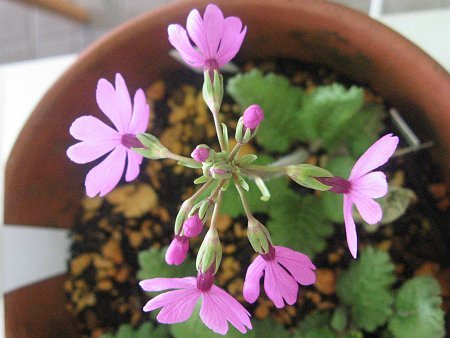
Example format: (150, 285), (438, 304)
(121, 134), (142, 149)
(261, 244), (276, 261)
(316, 176), (351, 194)
(196, 267), (215, 291)
(205, 58), (220, 72)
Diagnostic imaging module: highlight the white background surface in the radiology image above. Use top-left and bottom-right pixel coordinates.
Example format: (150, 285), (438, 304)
(0, 8), (449, 338)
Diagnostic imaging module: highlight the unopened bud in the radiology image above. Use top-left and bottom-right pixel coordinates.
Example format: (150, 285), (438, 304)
(183, 214), (204, 237)
(247, 217), (272, 254)
(165, 235), (189, 265)
(243, 104), (264, 130)
(191, 144), (213, 163)
(209, 162), (232, 180)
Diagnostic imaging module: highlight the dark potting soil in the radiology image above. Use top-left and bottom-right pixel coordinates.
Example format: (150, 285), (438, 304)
(65, 59), (450, 337)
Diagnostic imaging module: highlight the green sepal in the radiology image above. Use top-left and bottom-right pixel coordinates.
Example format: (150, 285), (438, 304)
(238, 154), (258, 165)
(193, 176), (209, 184)
(221, 123), (229, 152)
(255, 176), (271, 201)
(235, 117), (244, 142)
(202, 70), (223, 114)
(238, 175), (250, 191)
(287, 164), (333, 191)
(196, 228), (222, 273)
(221, 179), (230, 191)
(174, 203), (189, 235)
(134, 133), (169, 159)
(247, 218), (272, 254)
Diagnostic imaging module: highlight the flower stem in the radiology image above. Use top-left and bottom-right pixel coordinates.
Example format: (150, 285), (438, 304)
(209, 186), (224, 230)
(166, 152), (198, 165)
(184, 178), (214, 206)
(239, 163), (287, 179)
(233, 176), (253, 220)
(228, 143), (242, 161)
(212, 111), (226, 151)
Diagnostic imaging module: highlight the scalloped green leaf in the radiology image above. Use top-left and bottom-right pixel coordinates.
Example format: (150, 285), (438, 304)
(137, 247), (196, 280)
(226, 69), (304, 152)
(268, 194), (334, 258)
(388, 276), (445, 338)
(336, 246), (395, 332)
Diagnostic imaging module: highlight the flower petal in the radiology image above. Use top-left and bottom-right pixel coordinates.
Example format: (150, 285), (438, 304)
(215, 17), (246, 67)
(344, 195), (358, 258)
(125, 149), (142, 182)
(114, 73), (132, 132)
(243, 255), (266, 303)
(143, 288), (200, 324)
(129, 88), (150, 134)
(85, 146), (126, 197)
(168, 24), (204, 68)
(139, 277), (196, 292)
(264, 261), (298, 308)
(349, 134), (399, 180)
(69, 115), (119, 142)
(352, 191), (383, 225)
(274, 246), (316, 285)
(202, 4), (224, 58)
(200, 292), (229, 335)
(96, 78), (125, 133)
(352, 171), (388, 198)
(186, 9), (208, 56)
(67, 140), (118, 164)
(208, 286), (252, 334)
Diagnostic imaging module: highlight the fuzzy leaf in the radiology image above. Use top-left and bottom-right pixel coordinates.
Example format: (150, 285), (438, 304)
(101, 322), (169, 338)
(330, 306), (348, 332)
(388, 276), (445, 338)
(268, 194), (334, 258)
(336, 246), (396, 332)
(252, 318), (290, 338)
(227, 69), (304, 152)
(295, 311), (334, 338)
(378, 186), (416, 224)
(137, 247), (196, 280)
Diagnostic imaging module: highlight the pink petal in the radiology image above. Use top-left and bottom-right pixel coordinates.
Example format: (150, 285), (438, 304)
(200, 292), (229, 335)
(143, 289), (200, 324)
(274, 246), (316, 285)
(243, 256), (266, 303)
(215, 17), (246, 67)
(208, 286), (252, 334)
(96, 78), (125, 133)
(125, 149), (142, 182)
(168, 24), (204, 68)
(351, 171), (388, 198)
(186, 9), (209, 57)
(129, 88), (150, 134)
(85, 145), (126, 197)
(352, 191), (383, 225)
(114, 73), (132, 132)
(69, 115), (119, 142)
(67, 140), (118, 164)
(202, 4), (225, 58)
(264, 261), (298, 308)
(349, 134), (399, 180)
(139, 277), (196, 292)
(343, 195), (358, 258)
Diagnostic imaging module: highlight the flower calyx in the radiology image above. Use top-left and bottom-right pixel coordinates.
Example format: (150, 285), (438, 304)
(196, 227), (222, 273)
(247, 217), (272, 254)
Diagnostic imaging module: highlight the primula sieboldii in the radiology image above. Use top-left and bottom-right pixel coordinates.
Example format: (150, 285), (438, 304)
(67, 73), (149, 197)
(168, 4), (247, 70)
(317, 134), (399, 258)
(165, 235), (189, 265)
(244, 245), (316, 308)
(140, 271), (252, 335)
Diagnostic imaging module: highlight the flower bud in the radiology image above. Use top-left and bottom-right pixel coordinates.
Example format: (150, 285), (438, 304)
(209, 162), (232, 180)
(191, 144), (212, 163)
(243, 104), (264, 130)
(183, 214), (204, 237)
(165, 235), (189, 265)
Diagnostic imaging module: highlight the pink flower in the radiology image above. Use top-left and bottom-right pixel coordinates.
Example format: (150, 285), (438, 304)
(243, 104), (264, 130)
(67, 73), (149, 197)
(140, 271), (252, 335)
(191, 145), (210, 163)
(165, 235), (189, 265)
(168, 4), (247, 70)
(317, 134), (399, 258)
(183, 215), (203, 237)
(243, 245), (316, 308)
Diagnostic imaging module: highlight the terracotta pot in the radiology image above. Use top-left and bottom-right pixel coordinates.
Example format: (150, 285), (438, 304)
(4, 0), (450, 336)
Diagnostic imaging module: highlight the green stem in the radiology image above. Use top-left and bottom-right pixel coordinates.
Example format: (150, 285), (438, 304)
(228, 143), (242, 161)
(184, 178), (214, 206)
(212, 111), (226, 151)
(166, 152), (198, 165)
(209, 187), (224, 230)
(233, 176), (254, 220)
(239, 163), (287, 180)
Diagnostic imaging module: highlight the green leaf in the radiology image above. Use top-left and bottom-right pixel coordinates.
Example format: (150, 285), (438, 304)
(378, 186), (416, 225)
(295, 310), (335, 338)
(268, 194), (334, 258)
(137, 247), (196, 280)
(227, 69), (304, 152)
(320, 156), (355, 223)
(170, 303), (250, 338)
(388, 276), (445, 338)
(330, 306), (348, 331)
(336, 246), (396, 332)
(252, 318), (290, 338)
(101, 322), (169, 338)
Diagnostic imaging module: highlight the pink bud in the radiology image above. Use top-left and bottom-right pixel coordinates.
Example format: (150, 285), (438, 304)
(183, 215), (203, 237)
(243, 104), (264, 130)
(165, 235), (189, 265)
(191, 146), (210, 163)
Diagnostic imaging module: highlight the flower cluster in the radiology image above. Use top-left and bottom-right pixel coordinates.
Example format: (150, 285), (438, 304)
(67, 3), (398, 335)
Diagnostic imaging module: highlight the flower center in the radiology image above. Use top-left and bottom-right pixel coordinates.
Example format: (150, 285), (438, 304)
(261, 245), (276, 261)
(316, 176), (351, 194)
(196, 267), (215, 291)
(121, 134), (142, 149)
